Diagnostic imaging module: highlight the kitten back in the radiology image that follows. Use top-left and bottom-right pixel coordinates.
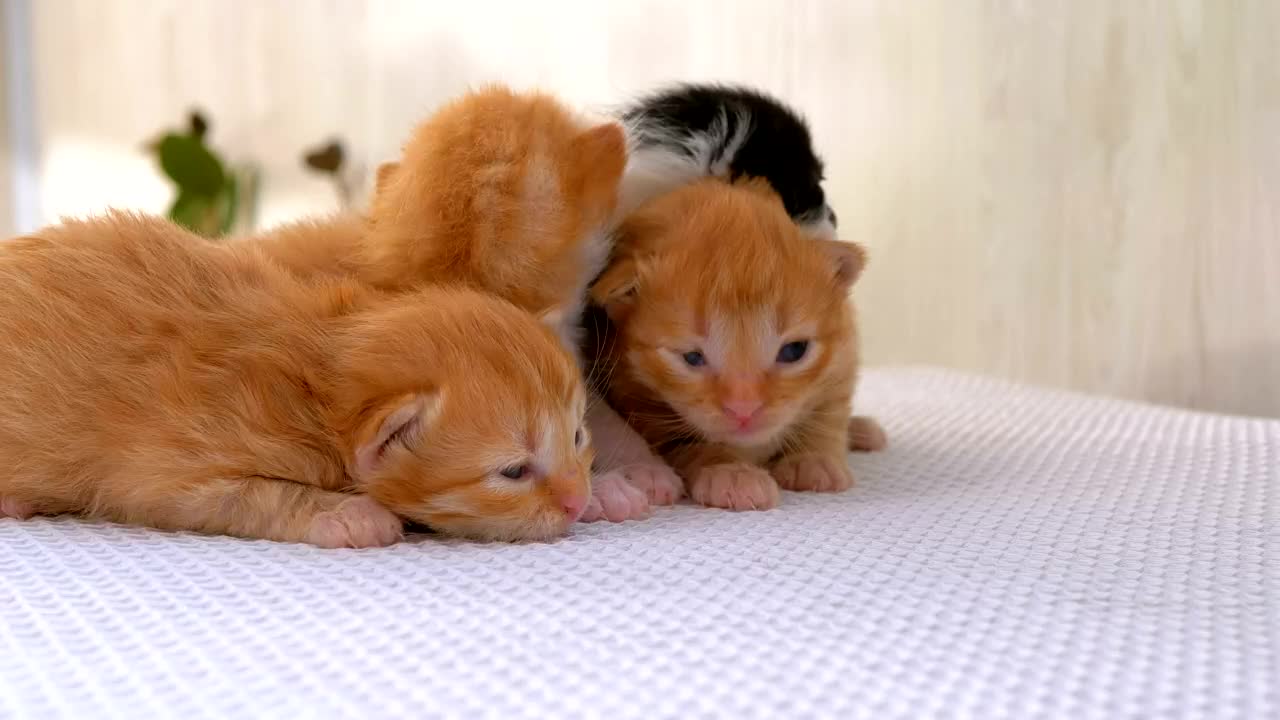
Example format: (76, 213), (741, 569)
(363, 85), (627, 320)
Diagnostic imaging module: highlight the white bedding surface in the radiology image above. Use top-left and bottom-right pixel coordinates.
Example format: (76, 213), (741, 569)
(1, 367), (1276, 719)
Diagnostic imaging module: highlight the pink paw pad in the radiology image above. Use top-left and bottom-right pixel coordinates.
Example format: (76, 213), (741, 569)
(0, 496), (35, 519)
(616, 462), (684, 505)
(580, 471), (651, 523)
(306, 495), (403, 549)
(771, 454), (854, 493)
(689, 463), (780, 511)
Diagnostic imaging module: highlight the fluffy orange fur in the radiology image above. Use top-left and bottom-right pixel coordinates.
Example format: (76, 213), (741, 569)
(257, 85), (622, 341)
(253, 85), (681, 522)
(591, 178), (881, 510)
(0, 213), (591, 546)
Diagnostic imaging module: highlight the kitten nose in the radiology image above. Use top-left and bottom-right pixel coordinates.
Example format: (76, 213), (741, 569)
(723, 399), (762, 426)
(560, 494), (587, 522)
(549, 473), (588, 522)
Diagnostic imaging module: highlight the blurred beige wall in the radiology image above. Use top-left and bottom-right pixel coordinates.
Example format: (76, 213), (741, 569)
(0, 7), (12, 237)
(22, 0), (1280, 417)
(0, 109), (11, 240)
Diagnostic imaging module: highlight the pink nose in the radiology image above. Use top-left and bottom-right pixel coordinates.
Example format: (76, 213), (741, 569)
(723, 400), (762, 427)
(561, 494), (587, 522)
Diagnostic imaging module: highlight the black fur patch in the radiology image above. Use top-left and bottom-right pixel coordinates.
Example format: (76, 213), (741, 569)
(623, 83), (833, 228)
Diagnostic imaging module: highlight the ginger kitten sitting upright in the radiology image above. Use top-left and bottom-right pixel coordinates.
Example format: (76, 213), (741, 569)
(591, 178), (878, 510)
(255, 85), (681, 523)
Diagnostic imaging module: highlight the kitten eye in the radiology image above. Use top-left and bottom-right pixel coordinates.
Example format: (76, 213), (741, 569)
(682, 350), (707, 367)
(574, 428), (584, 447)
(777, 340), (810, 364)
(500, 464), (530, 480)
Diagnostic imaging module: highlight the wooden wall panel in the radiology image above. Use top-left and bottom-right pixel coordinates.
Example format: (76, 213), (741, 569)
(20, 0), (1280, 416)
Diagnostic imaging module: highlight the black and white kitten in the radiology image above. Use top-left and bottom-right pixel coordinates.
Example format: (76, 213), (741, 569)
(617, 83), (836, 238)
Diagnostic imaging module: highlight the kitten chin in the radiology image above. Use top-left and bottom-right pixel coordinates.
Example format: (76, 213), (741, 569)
(591, 178), (881, 511)
(0, 212), (591, 546)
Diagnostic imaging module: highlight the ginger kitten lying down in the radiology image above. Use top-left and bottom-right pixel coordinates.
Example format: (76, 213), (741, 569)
(255, 85), (680, 523)
(591, 178), (882, 510)
(0, 213), (592, 546)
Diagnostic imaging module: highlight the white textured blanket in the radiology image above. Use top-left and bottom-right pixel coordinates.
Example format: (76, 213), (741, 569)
(1, 368), (1276, 719)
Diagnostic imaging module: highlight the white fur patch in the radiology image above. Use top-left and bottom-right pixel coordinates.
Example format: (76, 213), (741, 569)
(706, 107), (752, 177)
(710, 309), (776, 370)
(615, 145), (705, 219)
(555, 227), (612, 366)
(615, 105), (752, 219)
(801, 217), (837, 241)
(537, 413), (559, 471)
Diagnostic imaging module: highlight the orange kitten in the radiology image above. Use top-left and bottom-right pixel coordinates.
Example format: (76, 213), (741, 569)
(0, 213), (591, 545)
(591, 178), (881, 510)
(254, 85), (681, 522)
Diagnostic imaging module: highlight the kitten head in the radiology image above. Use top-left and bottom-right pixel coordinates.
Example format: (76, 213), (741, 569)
(364, 85), (627, 323)
(592, 178), (865, 450)
(331, 287), (593, 542)
(621, 82), (837, 238)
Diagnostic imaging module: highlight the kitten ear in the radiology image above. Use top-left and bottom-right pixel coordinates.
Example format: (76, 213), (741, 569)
(570, 123), (628, 202)
(821, 239), (869, 290)
(354, 392), (439, 479)
(374, 162), (401, 194)
(590, 258), (639, 321)
(573, 122), (627, 168)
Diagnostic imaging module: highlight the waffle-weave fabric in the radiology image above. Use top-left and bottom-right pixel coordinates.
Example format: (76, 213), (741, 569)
(1, 368), (1276, 719)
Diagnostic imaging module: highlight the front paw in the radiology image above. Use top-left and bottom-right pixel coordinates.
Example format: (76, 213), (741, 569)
(615, 462), (684, 505)
(847, 415), (887, 452)
(0, 495), (35, 519)
(771, 454), (854, 493)
(581, 470), (651, 523)
(306, 495), (404, 549)
(688, 463), (780, 511)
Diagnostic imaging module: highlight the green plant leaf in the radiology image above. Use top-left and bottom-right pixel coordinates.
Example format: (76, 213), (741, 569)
(217, 174), (238, 237)
(158, 133), (225, 196)
(169, 190), (217, 236)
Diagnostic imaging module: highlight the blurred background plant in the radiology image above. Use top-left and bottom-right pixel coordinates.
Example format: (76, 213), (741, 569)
(145, 110), (258, 237)
(302, 138), (364, 210)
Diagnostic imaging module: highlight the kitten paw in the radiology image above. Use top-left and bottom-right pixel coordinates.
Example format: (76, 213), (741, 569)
(615, 462), (684, 505)
(581, 471), (651, 523)
(688, 463), (780, 511)
(847, 415), (887, 452)
(0, 496), (35, 519)
(306, 495), (403, 549)
(771, 454), (854, 493)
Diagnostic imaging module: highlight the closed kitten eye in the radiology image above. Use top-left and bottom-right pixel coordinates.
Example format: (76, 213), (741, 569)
(500, 464), (531, 480)
(682, 350), (707, 367)
(776, 340), (810, 364)
(574, 428), (584, 447)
